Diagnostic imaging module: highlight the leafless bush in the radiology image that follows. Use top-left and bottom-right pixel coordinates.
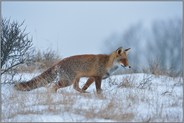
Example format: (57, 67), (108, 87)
(1, 19), (34, 75)
(137, 74), (152, 90)
(1, 18), (34, 84)
(32, 49), (61, 70)
(15, 49), (61, 73)
(117, 76), (135, 88)
(142, 59), (181, 77)
(107, 77), (118, 87)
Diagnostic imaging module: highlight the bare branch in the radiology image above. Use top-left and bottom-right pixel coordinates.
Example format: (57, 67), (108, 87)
(1, 18), (34, 77)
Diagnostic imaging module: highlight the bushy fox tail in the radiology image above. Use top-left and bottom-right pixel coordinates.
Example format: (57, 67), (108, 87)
(14, 66), (57, 91)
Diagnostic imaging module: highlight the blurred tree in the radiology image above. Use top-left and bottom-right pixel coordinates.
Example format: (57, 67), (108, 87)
(104, 22), (148, 71)
(151, 19), (182, 73)
(103, 18), (182, 75)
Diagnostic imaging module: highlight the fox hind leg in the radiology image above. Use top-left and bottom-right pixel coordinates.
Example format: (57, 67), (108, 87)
(50, 79), (72, 92)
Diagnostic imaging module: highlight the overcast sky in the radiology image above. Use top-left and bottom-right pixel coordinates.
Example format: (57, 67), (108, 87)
(2, 1), (182, 58)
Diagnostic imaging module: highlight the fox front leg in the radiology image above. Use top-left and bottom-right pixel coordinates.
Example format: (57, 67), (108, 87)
(82, 76), (106, 91)
(73, 78), (88, 93)
(94, 76), (103, 94)
(82, 76), (103, 94)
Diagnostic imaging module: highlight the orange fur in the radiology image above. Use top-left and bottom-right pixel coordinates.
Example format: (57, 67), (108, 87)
(14, 47), (131, 94)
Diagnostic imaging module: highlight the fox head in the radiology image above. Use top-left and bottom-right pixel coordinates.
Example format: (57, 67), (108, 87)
(115, 47), (131, 68)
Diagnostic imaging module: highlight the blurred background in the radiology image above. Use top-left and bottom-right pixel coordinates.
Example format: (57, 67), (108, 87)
(1, 1), (182, 78)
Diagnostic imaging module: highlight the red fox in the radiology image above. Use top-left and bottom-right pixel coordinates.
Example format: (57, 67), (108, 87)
(14, 47), (131, 94)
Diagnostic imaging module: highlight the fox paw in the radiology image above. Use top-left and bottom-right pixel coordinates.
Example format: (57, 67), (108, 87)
(48, 83), (58, 93)
(97, 89), (103, 94)
(82, 90), (89, 93)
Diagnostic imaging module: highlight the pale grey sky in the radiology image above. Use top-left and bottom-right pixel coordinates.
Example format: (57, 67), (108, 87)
(2, 1), (182, 58)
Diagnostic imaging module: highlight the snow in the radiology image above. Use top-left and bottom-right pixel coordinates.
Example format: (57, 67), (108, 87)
(1, 72), (183, 122)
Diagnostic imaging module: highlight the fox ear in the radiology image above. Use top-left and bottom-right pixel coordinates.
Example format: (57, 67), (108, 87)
(116, 47), (123, 55)
(124, 48), (131, 52)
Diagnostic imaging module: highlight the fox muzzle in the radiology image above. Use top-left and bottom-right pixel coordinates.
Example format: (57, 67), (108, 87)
(121, 65), (131, 69)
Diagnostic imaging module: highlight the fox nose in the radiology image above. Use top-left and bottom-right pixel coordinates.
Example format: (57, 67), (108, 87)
(124, 66), (131, 69)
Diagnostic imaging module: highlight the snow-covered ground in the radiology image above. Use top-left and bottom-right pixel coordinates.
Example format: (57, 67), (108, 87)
(1, 73), (183, 122)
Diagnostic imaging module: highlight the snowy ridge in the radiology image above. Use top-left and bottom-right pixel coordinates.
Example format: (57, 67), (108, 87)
(1, 73), (183, 122)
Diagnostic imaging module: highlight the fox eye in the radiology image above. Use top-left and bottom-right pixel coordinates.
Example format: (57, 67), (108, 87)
(122, 58), (126, 62)
(119, 58), (125, 62)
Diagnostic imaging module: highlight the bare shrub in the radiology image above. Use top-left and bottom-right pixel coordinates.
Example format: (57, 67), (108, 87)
(142, 59), (181, 77)
(117, 76), (135, 88)
(32, 49), (61, 71)
(15, 49), (61, 73)
(107, 77), (118, 87)
(137, 75), (152, 90)
(98, 98), (134, 121)
(1, 18), (35, 85)
(1, 18), (34, 76)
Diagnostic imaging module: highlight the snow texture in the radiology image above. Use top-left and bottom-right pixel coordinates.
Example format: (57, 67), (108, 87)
(1, 73), (183, 122)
